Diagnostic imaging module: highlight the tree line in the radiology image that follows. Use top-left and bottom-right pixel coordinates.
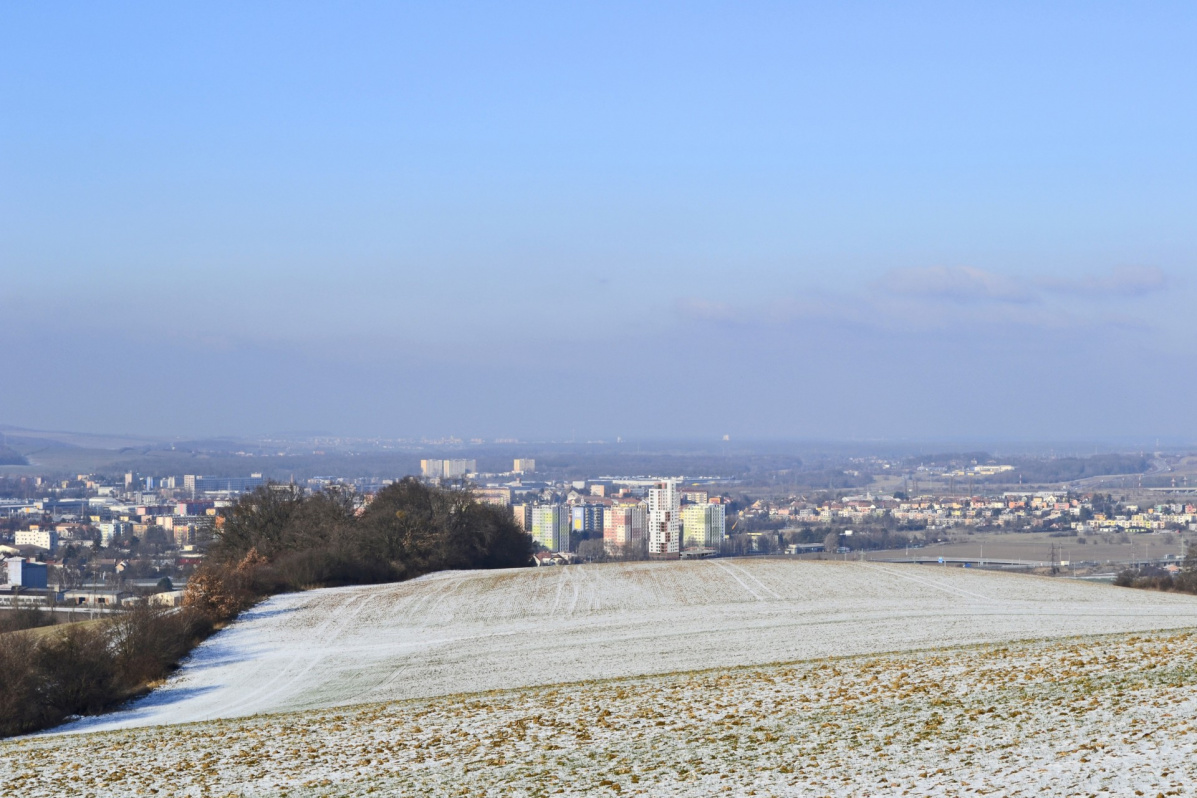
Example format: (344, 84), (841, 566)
(1114, 550), (1197, 595)
(0, 603), (210, 737)
(186, 478), (533, 619)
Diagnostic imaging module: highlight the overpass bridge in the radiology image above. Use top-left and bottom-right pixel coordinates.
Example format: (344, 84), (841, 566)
(874, 556), (1048, 568)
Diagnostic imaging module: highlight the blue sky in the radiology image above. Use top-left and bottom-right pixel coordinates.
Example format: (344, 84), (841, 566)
(1, 2), (1194, 441)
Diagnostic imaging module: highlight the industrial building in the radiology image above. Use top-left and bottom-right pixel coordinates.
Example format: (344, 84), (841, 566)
(6, 557), (48, 589)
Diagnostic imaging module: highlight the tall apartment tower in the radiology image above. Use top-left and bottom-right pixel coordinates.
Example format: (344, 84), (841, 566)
(511, 503), (532, 531)
(442, 459), (476, 479)
(647, 480), (681, 559)
(681, 503), (726, 550)
(420, 459), (476, 479)
(530, 504), (570, 552)
(603, 502), (646, 555)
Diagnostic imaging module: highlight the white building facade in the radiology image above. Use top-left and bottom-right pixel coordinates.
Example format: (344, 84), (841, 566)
(420, 459), (477, 479)
(14, 529), (57, 550)
(647, 480), (681, 559)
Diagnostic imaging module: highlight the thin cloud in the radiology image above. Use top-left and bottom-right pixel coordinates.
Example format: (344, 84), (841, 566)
(676, 293), (873, 327)
(1039, 266), (1171, 297)
(676, 264), (1174, 337)
(876, 266), (1033, 303)
(674, 297), (745, 324)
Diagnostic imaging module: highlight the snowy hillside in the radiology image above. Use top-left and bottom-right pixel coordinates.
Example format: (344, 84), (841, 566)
(13, 629), (1197, 797)
(58, 559), (1197, 733)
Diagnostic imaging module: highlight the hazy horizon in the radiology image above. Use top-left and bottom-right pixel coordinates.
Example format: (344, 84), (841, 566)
(2, 422), (1191, 461)
(3, 3), (1195, 441)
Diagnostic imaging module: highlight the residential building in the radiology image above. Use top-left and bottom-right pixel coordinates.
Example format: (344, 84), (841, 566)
(420, 459), (477, 479)
(570, 504), (605, 535)
(531, 504), (570, 552)
(176, 500), (216, 517)
(444, 459), (475, 478)
(98, 521), (133, 546)
(511, 503), (531, 532)
(513, 458), (536, 474)
(475, 487), (512, 507)
(682, 503), (726, 549)
(603, 503), (646, 555)
(647, 480), (681, 558)
(172, 517), (214, 547)
(14, 529), (57, 550)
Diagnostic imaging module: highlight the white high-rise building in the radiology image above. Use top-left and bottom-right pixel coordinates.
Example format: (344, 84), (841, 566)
(647, 480), (680, 559)
(681, 503), (726, 550)
(420, 459), (477, 479)
(443, 459), (476, 479)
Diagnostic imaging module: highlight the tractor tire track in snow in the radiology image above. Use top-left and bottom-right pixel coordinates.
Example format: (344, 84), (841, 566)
(711, 559), (765, 601)
(722, 559), (784, 600)
(212, 588), (386, 720)
(859, 562), (998, 603)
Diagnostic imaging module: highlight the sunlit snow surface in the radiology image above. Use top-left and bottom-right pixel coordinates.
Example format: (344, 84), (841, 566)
(54, 559), (1197, 733)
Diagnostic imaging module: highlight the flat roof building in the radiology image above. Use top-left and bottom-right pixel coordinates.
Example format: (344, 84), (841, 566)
(14, 529), (57, 551)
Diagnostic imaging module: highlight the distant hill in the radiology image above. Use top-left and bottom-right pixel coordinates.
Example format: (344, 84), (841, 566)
(0, 424), (159, 451)
(985, 453), (1152, 484)
(0, 446), (27, 466)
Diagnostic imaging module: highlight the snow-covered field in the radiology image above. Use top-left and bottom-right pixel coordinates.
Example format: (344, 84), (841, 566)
(51, 559), (1197, 733)
(6, 628), (1197, 796)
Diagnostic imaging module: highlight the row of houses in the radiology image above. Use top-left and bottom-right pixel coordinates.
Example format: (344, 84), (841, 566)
(753, 492), (1197, 534)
